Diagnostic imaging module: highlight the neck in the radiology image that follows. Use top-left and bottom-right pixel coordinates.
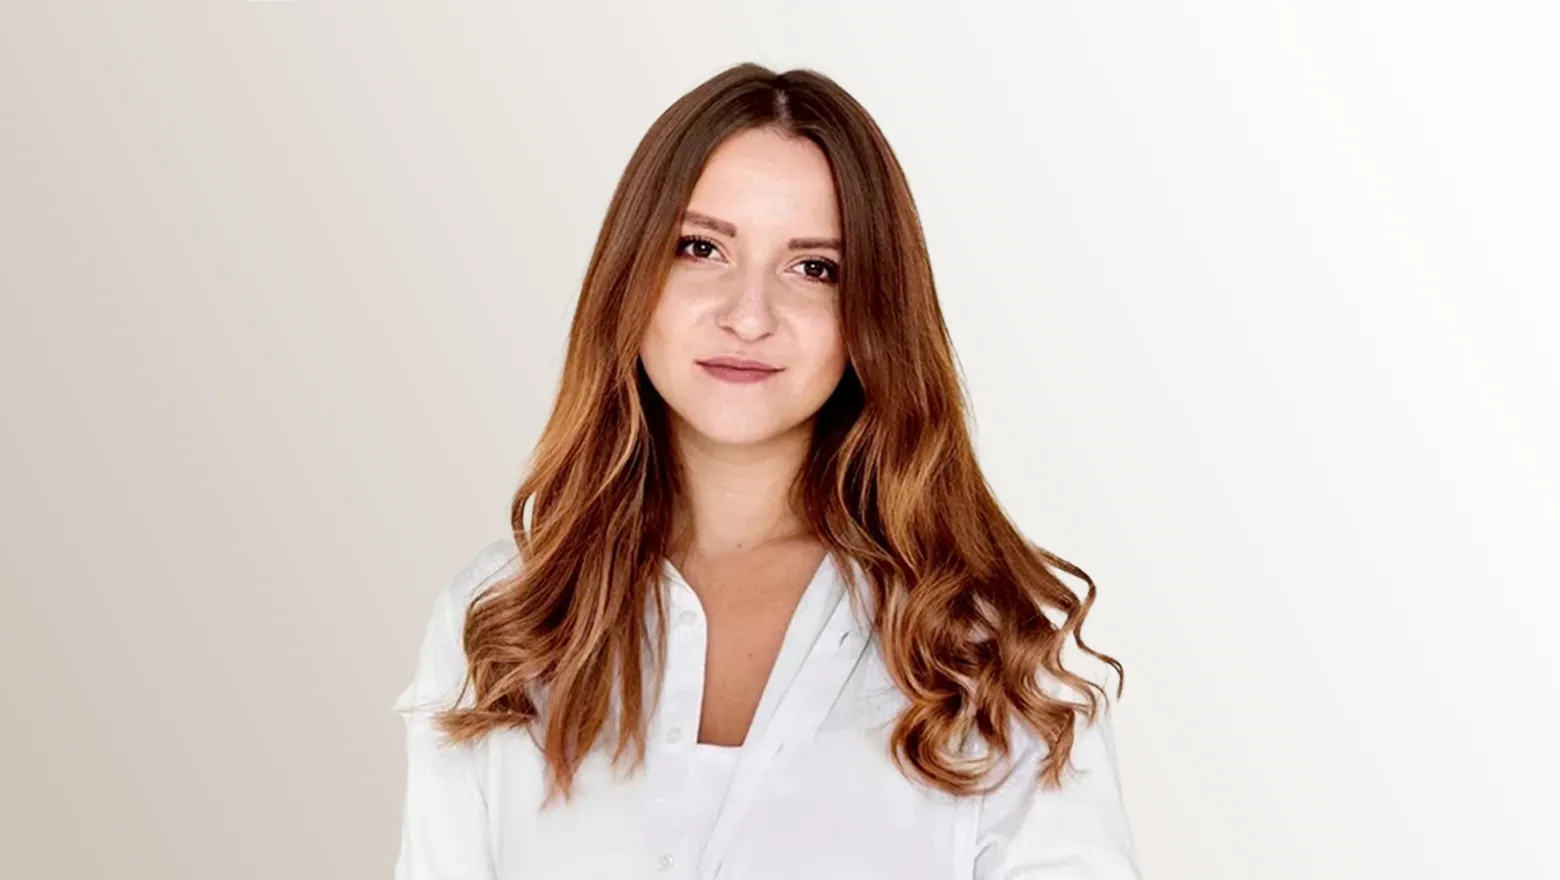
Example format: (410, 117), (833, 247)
(668, 417), (813, 563)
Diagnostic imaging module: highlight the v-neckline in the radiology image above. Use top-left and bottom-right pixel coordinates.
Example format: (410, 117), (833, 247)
(728, 550), (840, 745)
(660, 549), (841, 748)
(697, 556), (875, 876)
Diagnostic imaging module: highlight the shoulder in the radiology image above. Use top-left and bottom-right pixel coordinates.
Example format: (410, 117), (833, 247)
(392, 536), (522, 715)
(992, 665), (1121, 771)
(440, 535), (522, 616)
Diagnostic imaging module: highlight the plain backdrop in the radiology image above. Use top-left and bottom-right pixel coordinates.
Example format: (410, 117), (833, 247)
(2, 3), (1555, 879)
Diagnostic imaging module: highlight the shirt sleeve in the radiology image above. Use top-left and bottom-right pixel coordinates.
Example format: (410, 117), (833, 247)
(391, 543), (516, 880)
(972, 701), (1142, 879)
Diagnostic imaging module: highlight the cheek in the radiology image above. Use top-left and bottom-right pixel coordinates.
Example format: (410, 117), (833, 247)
(641, 288), (696, 364)
(797, 310), (848, 388)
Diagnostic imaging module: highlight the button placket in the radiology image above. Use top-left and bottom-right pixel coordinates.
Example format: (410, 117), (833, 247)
(661, 585), (708, 750)
(647, 578), (710, 875)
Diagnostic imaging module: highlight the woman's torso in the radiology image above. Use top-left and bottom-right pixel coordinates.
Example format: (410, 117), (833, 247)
(467, 543), (987, 880)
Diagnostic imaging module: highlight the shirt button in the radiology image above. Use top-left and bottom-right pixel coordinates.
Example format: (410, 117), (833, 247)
(656, 853), (675, 871)
(665, 726), (683, 744)
(677, 610), (698, 627)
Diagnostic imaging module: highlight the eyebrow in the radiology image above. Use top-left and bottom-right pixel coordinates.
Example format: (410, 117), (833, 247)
(682, 210), (842, 251)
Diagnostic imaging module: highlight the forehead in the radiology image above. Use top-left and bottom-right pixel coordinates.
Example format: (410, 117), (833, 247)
(684, 127), (841, 236)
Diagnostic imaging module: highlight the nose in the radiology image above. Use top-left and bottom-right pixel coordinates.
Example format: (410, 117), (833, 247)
(714, 264), (777, 342)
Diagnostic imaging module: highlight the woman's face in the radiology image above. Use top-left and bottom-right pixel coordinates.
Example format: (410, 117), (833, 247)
(640, 126), (847, 450)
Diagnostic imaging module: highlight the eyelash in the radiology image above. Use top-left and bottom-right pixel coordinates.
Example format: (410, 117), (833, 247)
(674, 235), (840, 285)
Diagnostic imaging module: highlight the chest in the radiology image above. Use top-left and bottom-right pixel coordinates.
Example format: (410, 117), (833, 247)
(696, 600), (794, 745)
(681, 552), (825, 747)
(477, 645), (981, 880)
(472, 554), (988, 878)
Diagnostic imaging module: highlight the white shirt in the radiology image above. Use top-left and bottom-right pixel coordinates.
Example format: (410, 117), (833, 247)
(685, 744), (740, 873)
(392, 538), (1141, 879)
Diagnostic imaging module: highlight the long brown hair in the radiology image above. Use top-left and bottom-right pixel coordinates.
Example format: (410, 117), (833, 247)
(437, 62), (1123, 804)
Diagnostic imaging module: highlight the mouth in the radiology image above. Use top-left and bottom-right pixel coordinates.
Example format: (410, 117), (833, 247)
(697, 357), (782, 384)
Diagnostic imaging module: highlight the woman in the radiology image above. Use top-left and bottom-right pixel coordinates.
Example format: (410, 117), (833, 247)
(392, 62), (1140, 879)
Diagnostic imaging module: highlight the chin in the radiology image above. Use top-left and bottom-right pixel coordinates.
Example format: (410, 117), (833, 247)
(678, 410), (805, 449)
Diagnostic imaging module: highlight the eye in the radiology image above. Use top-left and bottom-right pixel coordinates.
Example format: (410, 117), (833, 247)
(795, 258), (840, 285)
(675, 235), (721, 261)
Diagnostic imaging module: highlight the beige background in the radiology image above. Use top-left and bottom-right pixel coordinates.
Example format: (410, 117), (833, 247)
(2, 3), (1556, 878)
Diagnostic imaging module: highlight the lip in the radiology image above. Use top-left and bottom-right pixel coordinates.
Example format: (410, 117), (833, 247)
(699, 355), (780, 371)
(697, 355), (782, 384)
